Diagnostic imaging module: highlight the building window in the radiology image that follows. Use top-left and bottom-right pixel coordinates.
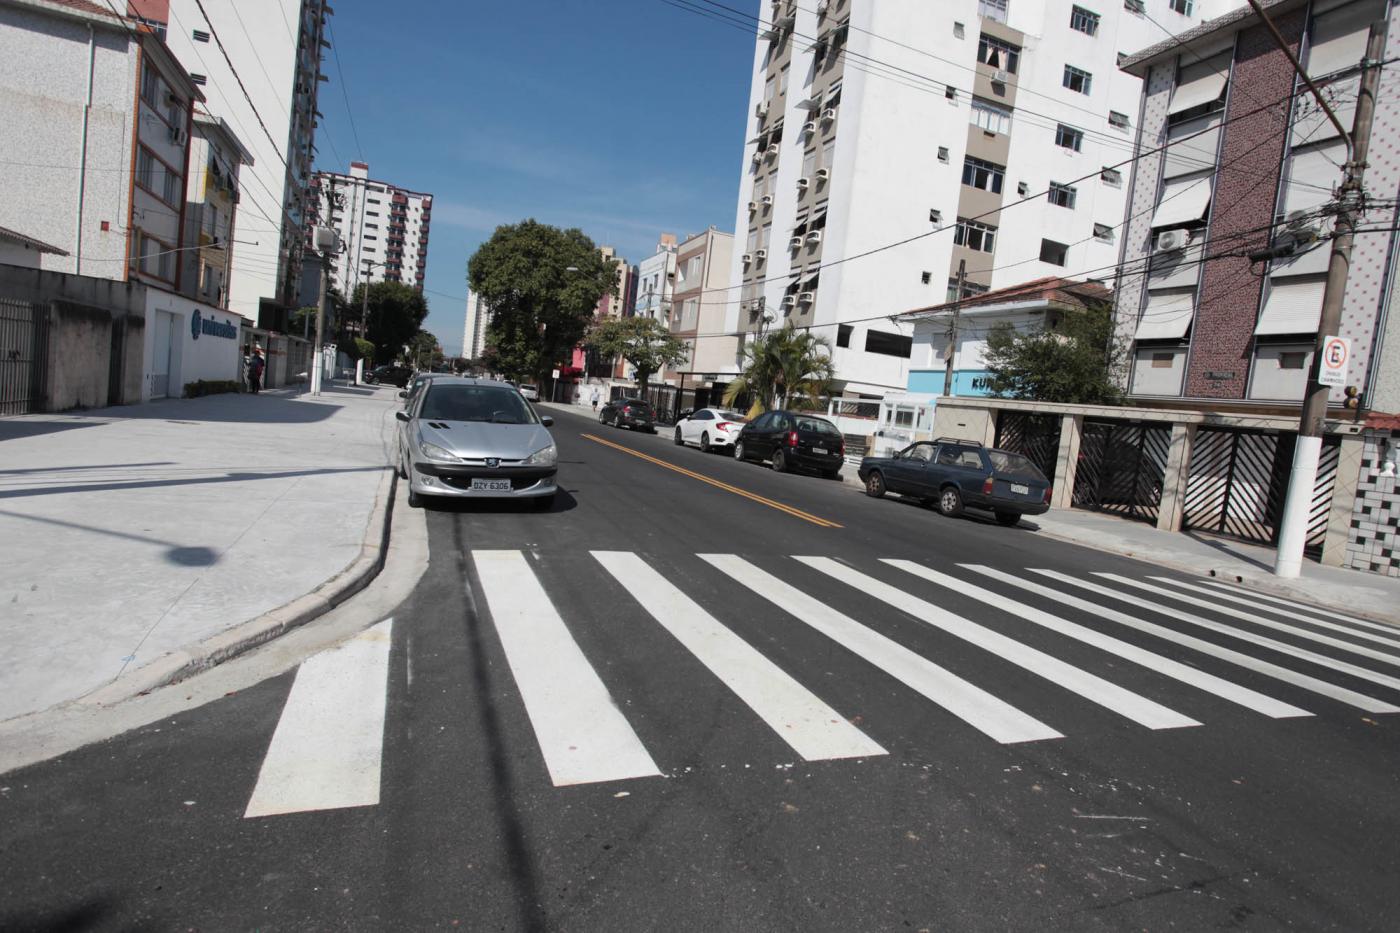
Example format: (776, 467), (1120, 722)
(1101, 166), (1123, 186)
(953, 21), (965, 39)
(865, 330), (913, 358)
(977, 33), (1021, 73)
(945, 84), (957, 101)
(978, 0), (1008, 23)
(1108, 110), (1130, 130)
(1279, 351), (1306, 369)
(1040, 239), (1069, 265)
(1093, 223), (1115, 242)
(134, 231), (175, 282)
(1169, 0), (1193, 14)
(1055, 124), (1084, 151)
(1063, 64), (1093, 95)
(136, 146), (182, 208)
(837, 324), (852, 348)
(189, 73), (207, 86)
(947, 278), (990, 302)
(937, 146), (950, 163)
(970, 99), (1012, 134)
(962, 155), (1005, 193)
(140, 63), (160, 108)
(954, 218), (997, 252)
(1049, 182), (1077, 208)
(192, 28), (210, 42)
(1070, 6), (1099, 35)
(1125, 0), (1145, 13)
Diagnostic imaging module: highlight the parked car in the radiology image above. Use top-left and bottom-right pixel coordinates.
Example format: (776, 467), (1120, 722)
(400, 372), (458, 408)
(673, 407), (750, 453)
(518, 384), (540, 401)
(599, 397), (656, 432)
(857, 438), (1051, 526)
(367, 363), (414, 388)
(733, 410), (845, 478)
(395, 378), (558, 510)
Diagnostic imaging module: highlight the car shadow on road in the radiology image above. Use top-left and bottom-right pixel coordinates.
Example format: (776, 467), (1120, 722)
(875, 492), (1044, 531)
(423, 488), (580, 515)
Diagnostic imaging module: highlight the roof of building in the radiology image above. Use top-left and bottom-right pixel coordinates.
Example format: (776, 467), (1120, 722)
(0, 224), (69, 256)
(1119, 0), (1305, 75)
(899, 276), (1113, 319)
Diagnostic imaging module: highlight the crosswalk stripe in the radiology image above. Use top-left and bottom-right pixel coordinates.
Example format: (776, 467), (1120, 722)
(1152, 577), (1400, 651)
(1099, 574), (1400, 670)
(1037, 570), (1400, 697)
(245, 618), (394, 818)
(1193, 579), (1400, 642)
(887, 562), (1309, 719)
(594, 552), (886, 761)
(701, 555), (1063, 745)
(968, 566), (1399, 714)
(473, 550), (662, 787)
(796, 557), (1200, 730)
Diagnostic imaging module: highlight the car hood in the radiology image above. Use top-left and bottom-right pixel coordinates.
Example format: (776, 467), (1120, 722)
(415, 420), (553, 460)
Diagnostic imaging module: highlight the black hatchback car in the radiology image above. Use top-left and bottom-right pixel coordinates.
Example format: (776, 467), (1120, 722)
(858, 438), (1051, 526)
(599, 397), (656, 432)
(734, 410), (845, 478)
(367, 363), (414, 388)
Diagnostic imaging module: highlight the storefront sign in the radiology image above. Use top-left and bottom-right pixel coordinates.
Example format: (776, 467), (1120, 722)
(191, 309), (238, 341)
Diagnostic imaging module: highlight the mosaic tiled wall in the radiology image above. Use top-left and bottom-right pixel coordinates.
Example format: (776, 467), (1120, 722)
(1345, 432), (1400, 576)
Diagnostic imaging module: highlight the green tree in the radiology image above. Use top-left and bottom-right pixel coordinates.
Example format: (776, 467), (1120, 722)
(981, 301), (1125, 404)
(350, 282), (430, 360)
(467, 220), (616, 382)
(585, 316), (690, 393)
(352, 338), (375, 365)
(723, 323), (835, 413)
(407, 331), (444, 371)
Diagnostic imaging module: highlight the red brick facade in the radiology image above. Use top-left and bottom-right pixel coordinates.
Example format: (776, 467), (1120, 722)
(1186, 10), (1306, 398)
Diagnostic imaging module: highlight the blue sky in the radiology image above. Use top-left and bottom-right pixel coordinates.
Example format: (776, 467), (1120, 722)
(314, 0), (757, 356)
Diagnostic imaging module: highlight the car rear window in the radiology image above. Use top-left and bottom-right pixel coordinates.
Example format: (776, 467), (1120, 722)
(624, 400), (653, 412)
(796, 417), (841, 436)
(717, 411), (748, 422)
(987, 450), (1045, 480)
(421, 385), (538, 424)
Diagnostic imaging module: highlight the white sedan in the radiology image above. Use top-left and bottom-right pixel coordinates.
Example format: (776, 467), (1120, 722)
(673, 408), (750, 453)
(518, 384), (540, 401)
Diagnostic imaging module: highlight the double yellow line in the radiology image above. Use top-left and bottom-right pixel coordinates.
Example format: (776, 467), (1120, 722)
(581, 433), (842, 528)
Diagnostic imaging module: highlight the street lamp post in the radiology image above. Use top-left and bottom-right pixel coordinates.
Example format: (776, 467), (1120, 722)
(357, 257), (384, 384)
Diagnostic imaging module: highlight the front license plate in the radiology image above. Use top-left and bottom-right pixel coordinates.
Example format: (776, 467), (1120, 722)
(1011, 483), (1029, 495)
(812, 447), (828, 455)
(471, 479), (513, 492)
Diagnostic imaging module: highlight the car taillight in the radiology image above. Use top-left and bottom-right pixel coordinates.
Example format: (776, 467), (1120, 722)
(838, 441), (845, 456)
(1043, 486), (1053, 504)
(982, 476), (995, 495)
(623, 405), (632, 413)
(716, 421), (733, 431)
(787, 430), (799, 448)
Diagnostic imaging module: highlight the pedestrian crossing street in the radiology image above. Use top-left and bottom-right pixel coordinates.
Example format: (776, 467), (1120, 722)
(242, 551), (1400, 818)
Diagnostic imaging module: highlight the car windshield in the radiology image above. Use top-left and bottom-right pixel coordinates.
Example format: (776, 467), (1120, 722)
(520, 385), (537, 392)
(796, 416), (840, 436)
(986, 450), (1044, 480)
(420, 385), (538, 424)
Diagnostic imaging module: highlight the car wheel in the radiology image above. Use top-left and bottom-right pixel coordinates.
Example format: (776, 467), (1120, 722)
(937, 486), (965, 517)
(994, 510), (1021, 527)
(700, 431), (711, 453)
(674, 427), (684, 446)
(407, 484), (423, 509)
(865, 470), (886, 498)
(734, 441), (747, 462)
(771, 447), (789, 473)
(533, 493), (555, 511)
(598, 410), (607, 423)
(397, 447), (409, 480)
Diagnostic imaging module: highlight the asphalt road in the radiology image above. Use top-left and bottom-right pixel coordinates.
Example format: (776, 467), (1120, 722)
(3, 403), (1398, 931)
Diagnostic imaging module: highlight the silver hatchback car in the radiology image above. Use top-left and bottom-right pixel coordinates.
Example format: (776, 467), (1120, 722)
(396, 378), (558, 509)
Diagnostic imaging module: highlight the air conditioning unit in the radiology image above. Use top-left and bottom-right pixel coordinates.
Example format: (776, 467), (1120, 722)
(802, 121), (817, 136)
(992, 69), (1010, 84)
(796, 177), (810, 191)
(755, 101), (770, 118)
(748, 200), (758, 213)
(1155, 229), (1189, 252)
(789, 236), (804, 249)
(781, 295), (796, 309)
(765, 144), (780, 158)
(820, 108), (837, 123)
(929, 208), (942, 224)
(806, 230), (823, 245)
(815, 168), (830, 182)
(751, 151), (763, 165)
(168, 125), (188, 146)
(799, 291), (814, 304)
(755, 248), (768, 260)
(742, 252), (753, 264)
(761, 194), (774, 206)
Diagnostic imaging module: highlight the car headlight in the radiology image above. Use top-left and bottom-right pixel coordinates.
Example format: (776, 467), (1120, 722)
(524, 443), (557, 466)
(419, 441), (457, 461)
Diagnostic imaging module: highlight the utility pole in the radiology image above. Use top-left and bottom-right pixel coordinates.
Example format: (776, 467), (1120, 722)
(1269, 11), (1385, 578)
(310, 226), (341, 396)
(943, 259), (966, 397)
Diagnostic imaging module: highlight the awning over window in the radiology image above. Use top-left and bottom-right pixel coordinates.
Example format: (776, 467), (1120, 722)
(1307, 0), (1382, 77)
(1163, 114), (1221, 179)
(1255, 274), (1326, 335)
(1134, 288), (1195, 341)
(1150, 171), (1213, 228)
(1169, 53), (1231, 115)
(1281, 140), (1345, 217)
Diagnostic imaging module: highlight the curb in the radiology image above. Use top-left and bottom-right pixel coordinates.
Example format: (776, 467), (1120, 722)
(78, 467), (398, 707)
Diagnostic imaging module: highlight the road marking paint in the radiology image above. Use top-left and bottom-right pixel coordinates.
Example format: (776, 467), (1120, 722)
(1037, 570), (1400, 698)
(244, 618), (395, 818)
(1156, 578), (1400, 649)
(473, 550), (662, 787)
(1098, 574), (1400, 670)
(580, 433), (842, 528)
(968, 566), (1397, 714)
(595, 551), (884, 760)
(887, 561), (1308, 719)
(796, 557), (1200, 730)
(1196, 579), (1400, 636)
(701, 555), (1061, 744)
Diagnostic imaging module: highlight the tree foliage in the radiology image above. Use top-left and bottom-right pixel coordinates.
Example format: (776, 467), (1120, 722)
(407, 331), (444, 371)
(585, 316), (690, 392)
(723, 323), (835, 413)
(467, 220), (616, 381)
(981, 302), (1125, 405)
(350, 282), (430, 360)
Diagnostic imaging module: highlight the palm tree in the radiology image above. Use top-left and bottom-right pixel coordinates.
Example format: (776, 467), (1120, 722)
(724, 323), (835, 413)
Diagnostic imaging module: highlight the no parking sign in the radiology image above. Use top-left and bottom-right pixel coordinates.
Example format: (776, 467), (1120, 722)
(1319, 335), (1350, 388)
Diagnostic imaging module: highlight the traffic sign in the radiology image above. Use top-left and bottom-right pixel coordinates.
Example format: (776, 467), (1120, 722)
(551, 368), (560, 379)
(1319, 335), (1350, 388)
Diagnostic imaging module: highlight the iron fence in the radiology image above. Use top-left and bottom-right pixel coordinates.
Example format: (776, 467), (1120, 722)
(1072, 419), (1172, 524)
(0, 299), (49, 415)
(994, 411), (1063, 486)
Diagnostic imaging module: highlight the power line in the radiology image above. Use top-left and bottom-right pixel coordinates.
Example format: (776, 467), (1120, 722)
(325, 16), (365, 163)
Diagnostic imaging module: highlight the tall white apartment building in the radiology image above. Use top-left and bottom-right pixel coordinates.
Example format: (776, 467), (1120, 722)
(462, 289), (489, 361)
(725, 0), (1243, 398)
(155, 0), (331, 328)
(307, 161), (433, 296)
(635, 233), (678, 320)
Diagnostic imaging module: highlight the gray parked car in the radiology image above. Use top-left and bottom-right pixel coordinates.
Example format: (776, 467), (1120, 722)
(396, 378), (558, 509)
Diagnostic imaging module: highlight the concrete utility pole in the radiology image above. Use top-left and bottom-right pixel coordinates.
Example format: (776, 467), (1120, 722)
(310, 226), (341, 396)
(943, 259), (966, 397)
(1270, 12), (1386, 578)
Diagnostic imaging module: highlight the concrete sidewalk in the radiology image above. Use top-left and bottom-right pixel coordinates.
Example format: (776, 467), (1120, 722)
(0, 382), (400, 722)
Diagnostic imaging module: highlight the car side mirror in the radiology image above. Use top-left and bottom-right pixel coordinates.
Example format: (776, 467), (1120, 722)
(395, 411), (409, 422)
(541, 416), (554, 427)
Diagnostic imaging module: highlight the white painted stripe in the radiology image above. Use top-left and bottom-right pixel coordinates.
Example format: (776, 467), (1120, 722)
(888, 561), (1308, 719)
(701, 555), (1061, 745)
(245, 618), (395, 818)
(1152, 577), (1400, 650)
(1099, 574), (1400, 670)
(595, 552), (885, 760)
(969, 566), (1399, 714)
(1036, 570), (1400, 697)
(473, 550), (661, 787)
(796, 557), (1199, 731)
(1195, 579), (1400, 641)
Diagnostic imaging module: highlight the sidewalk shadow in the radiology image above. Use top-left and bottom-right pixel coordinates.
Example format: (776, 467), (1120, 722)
(1183, 530), (1275, 573)
(94, 393), (344, 425)
(0, 419), (111, 442)
(0, 464), (385, 500)
(0, 509), (220, 567)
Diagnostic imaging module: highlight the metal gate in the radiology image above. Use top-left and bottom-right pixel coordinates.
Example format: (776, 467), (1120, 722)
(994, 411), (1062, 485)
(1072, 419), (1172, 524)
(1182, 427), (1339, 553)
(0, 298), (50, 415)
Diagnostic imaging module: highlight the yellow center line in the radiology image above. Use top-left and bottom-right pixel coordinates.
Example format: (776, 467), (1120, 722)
(580, 433), (843, 529)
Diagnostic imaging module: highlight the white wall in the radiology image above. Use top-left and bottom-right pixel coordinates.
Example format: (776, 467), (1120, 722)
(144, 287), (243, 400)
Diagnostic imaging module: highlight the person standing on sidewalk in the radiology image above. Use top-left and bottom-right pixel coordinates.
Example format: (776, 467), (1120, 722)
(247, 347), (265, 394)
(591, 387), (600, 412)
